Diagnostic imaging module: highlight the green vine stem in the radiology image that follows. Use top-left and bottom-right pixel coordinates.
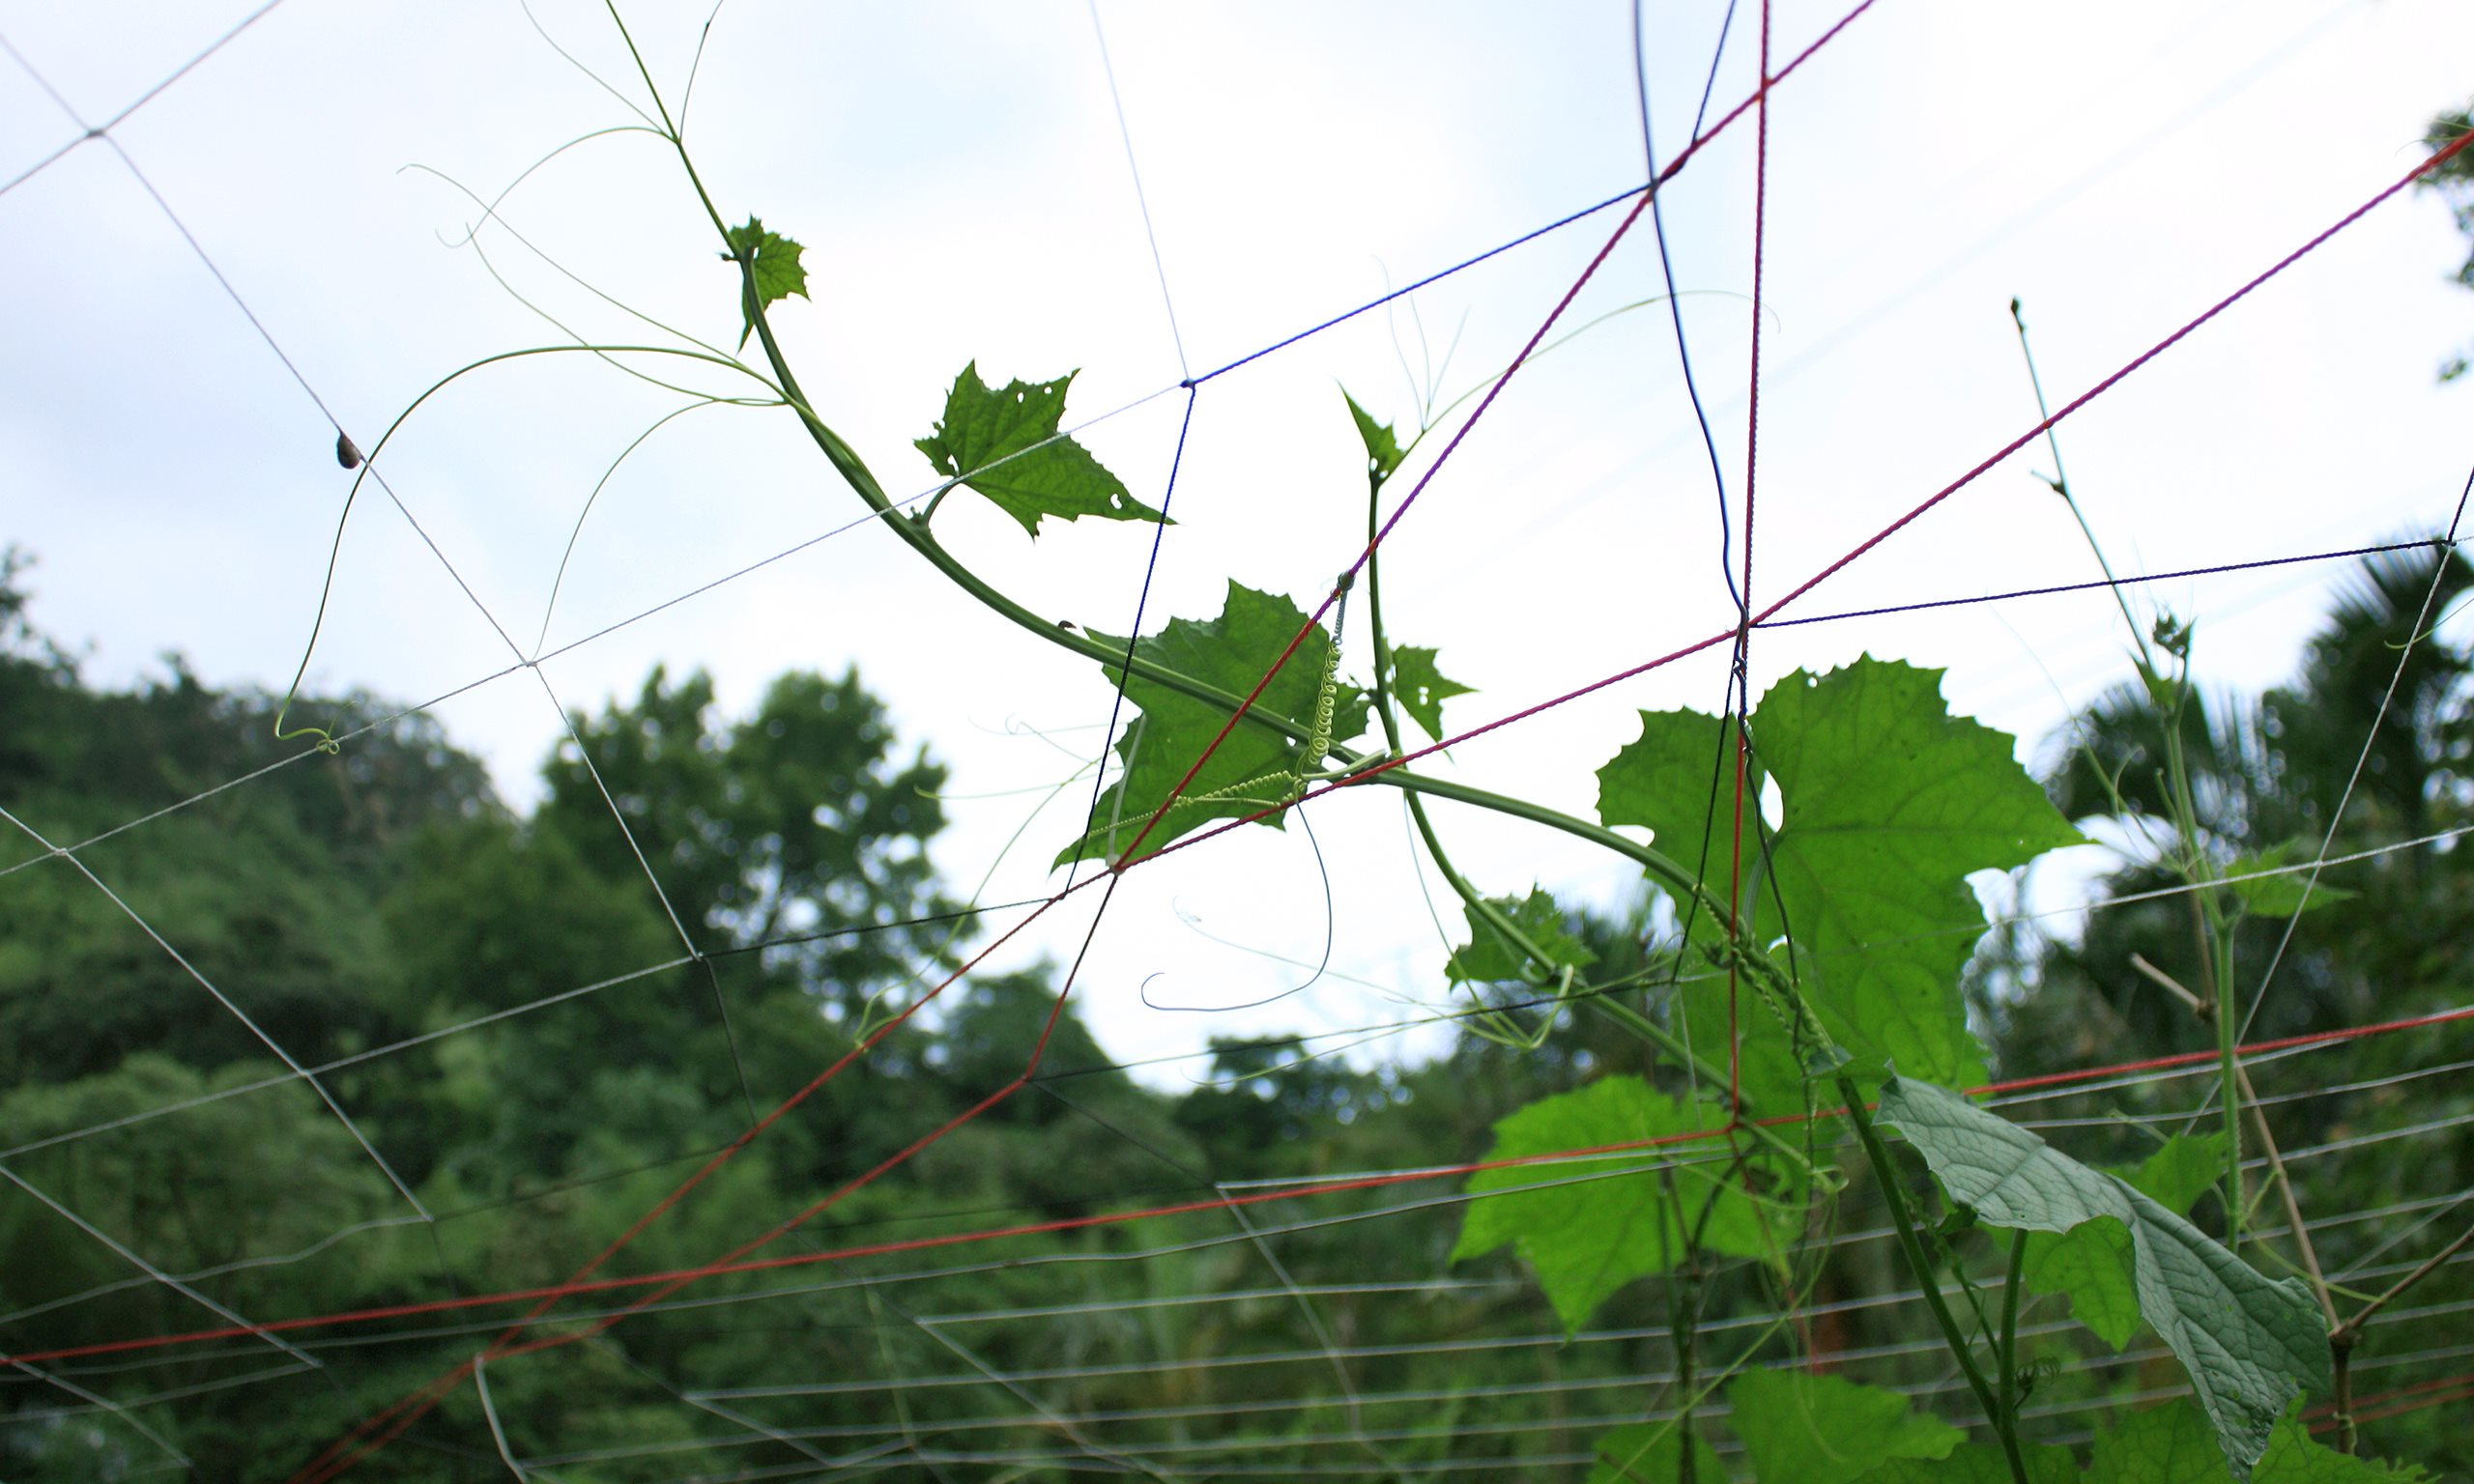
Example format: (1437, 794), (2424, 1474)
(1839, 1073), (2030, 1484)
(2153, 648), (2251, 1243)
(629, 32), (2034, 1474)
(1656, 1169), (1703, 1484)
(2011, 300), (2250, 1248)
(1343, 442), (1818, 1177)
(2128, 954), (2340, 1327)
(610, 20), (1762, 995)
(1994, 1227), (2028, 1441)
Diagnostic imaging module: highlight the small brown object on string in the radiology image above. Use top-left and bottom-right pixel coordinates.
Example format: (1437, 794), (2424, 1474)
(335, 431), (363, 470)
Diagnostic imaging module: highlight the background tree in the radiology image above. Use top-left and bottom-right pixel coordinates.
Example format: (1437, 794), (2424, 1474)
(2426, 100), (2474, 380)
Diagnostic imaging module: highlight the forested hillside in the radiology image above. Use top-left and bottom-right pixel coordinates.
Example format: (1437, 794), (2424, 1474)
(10, 0), (2474, 1476)
(3, 535), (2469, 1480)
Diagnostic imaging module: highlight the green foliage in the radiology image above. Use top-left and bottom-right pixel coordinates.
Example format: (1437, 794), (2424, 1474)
(2086, 1400), (2431, 1484)
(2086, 1400), (2258, 1484)
(1343, 388), (1409, 488)
(1597, 658), (2084, 1089)
(532, 663), (961, 1014)
(1453, 1076), (1793, 1332)
(1057, 580), (1366, 866)
(19, 54), (2474, 1471)
(1384, 642), (1474, 742)
(1446, 887), (1597, 985)
(1880, 1077), (2329, 1477)
(2255, 1410), (2434, 1482)
(2022, 1132), (2225, 1349)
(914, 361), (1165, 537)
(720, 216), (809, 348)
(1857, 1441), (2081, 1484)
(1588, 1421), (1722, 1483)
(2025, 545), (2474, 1058)
(2420, 103), (2474, 289)
(1727, 1366), (1960, 1484)
(2221, 842), (2355, 919)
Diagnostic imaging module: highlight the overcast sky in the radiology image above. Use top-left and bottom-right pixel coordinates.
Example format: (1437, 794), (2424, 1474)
(4, 0), (2470, 1082)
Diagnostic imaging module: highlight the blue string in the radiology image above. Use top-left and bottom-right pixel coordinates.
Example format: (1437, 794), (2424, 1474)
(1066, 385), (1201, 886)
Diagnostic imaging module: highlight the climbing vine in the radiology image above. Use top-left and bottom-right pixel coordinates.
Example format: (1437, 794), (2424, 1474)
(269, 11), (2460, 1481)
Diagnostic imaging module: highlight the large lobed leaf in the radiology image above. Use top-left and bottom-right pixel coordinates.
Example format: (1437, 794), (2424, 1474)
(915, 362), (1165, 537)
(1453, 1075), (1796, 1333)
(1597, 659), (2083, 1091)
(1730, 1367), (1960, 1484)
(1879, 1078), (2330, 1480)
(1055, 582), (1366, 868)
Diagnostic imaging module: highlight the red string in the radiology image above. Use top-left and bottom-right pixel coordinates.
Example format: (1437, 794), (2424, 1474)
(97, 21), (2474, 1469)
(1194, 123), (2474, 833)
(278, 34), (1937, 1471)
(283, 886), (1092, 1482)
(1754, 124), (2474, 629)
(1108, 189), (1654, 870)
(2311, 1370), (2474, 1429)
(1726, 0), (1776, 1125)
(21, 1000), (2468, 1376)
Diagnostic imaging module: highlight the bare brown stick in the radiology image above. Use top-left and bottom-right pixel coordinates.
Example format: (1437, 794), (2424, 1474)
(2129, 955), (2336, 1326)
(2328, 1217), (2474, 1453)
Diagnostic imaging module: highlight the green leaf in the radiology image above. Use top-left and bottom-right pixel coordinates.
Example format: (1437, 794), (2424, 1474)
(2024, 1132), (2226, 1350)
(1055, 582), (1365, 868)
(1588, 1423), (1722, 1484)
(2223, 842), (2355, 919)
(1856, 1441), (2080, 1484)
(1445, 888), (1596, 985)
(1588, 705), (1812, 1116)
(2125, 1131), (2230, 1213)
(915, 362), (1166, 538)
(1384, 643), (1473, 742)
(2026, 1216), (2141, 1350)
(1879, 1078), (2330, 1479)
(1728, 1367), (1961, 1484)
(1597, 659), (2083, 1091)
(1343, 389), (1407, 487)
(2086, 1400), (2228, 1484)
(720, 217), (809, 350)
(2257, 1408), (2432, 1481)
(1596, 706), (1744, 845)
(1452, 1076), (1788, 1333)
(2084, 1398), (2427, 1484)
